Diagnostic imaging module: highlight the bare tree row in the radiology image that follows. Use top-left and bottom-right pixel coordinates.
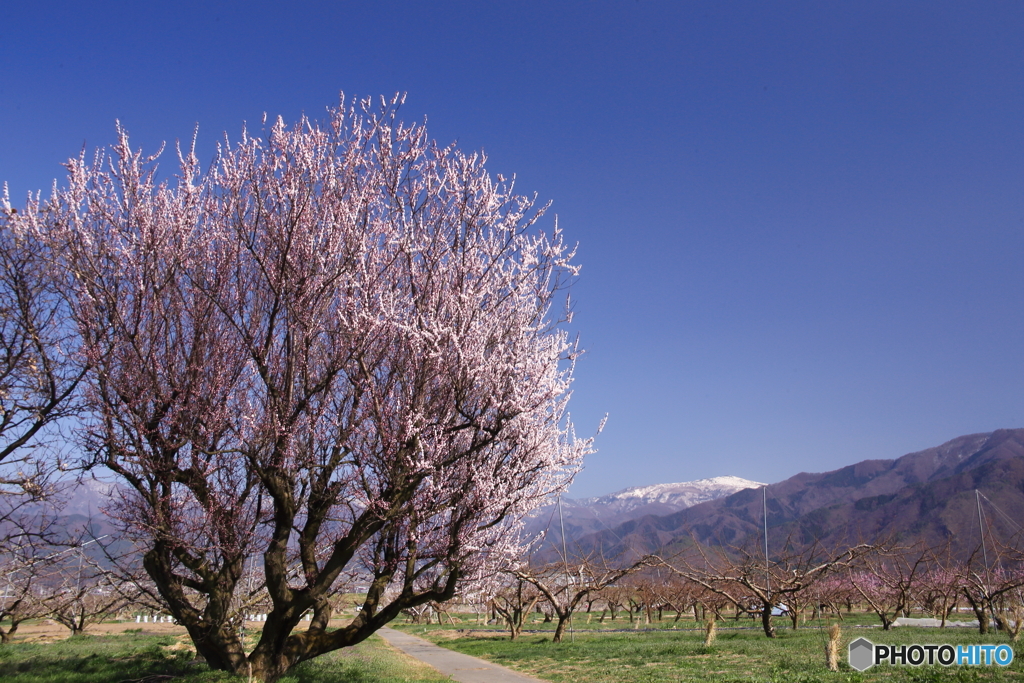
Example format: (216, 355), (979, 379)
(448, 535), (1024, 643)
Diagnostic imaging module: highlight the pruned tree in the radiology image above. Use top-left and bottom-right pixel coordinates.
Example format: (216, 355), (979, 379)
(958, 493), (1024, 635)
(15, 94), (591, 682)
(44, 574), (128, 637)
(663, 539), (875, 638)
(960, 543), (1024, 635)
(0, 538), (52, 643)
(512, 555), (650, 642)
(34, 538), (133, 637)
(655, 573), (697, 624)
(915, 543), (963, 627)
(992, 586), (1024, 641)
(780, 579), (819, 630)
(489, 573), (543, 640)
(691, 582), (733, 624)
(0, 589), (44, 644)
(622, 574), (648, 626)
(809, 574), (855, 621)
(627, 570), (665, 624)
(849, 544), (933, 630)
(595, 581), (629, 622)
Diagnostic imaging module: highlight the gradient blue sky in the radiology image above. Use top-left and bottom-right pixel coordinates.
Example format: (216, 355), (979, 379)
(3, 2), (1024, 497)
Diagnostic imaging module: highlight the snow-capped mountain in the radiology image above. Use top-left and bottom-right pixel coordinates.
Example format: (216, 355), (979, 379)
(525, 475), (763, 544)
(575, 475), (765, 513)
(566, 429), (1024, 559)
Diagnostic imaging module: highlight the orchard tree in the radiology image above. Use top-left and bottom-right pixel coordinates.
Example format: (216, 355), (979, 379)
(512, 555), (650, 642)
(489, 573), (543, 640)
(42, 551), (128, 637)
(0, 537), (52, 643)
(960, 543), (1024, 635)
(17, 94), (592, 681)
(914, 542), (962, 627)
(663, 539), (875, 638)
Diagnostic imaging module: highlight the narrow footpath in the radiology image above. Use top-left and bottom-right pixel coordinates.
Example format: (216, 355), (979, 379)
(377, 627), (547, 683)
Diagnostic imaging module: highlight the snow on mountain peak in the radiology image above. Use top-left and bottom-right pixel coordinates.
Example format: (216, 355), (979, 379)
(577, 475), (765, 511)
(526, 475), (767, 541)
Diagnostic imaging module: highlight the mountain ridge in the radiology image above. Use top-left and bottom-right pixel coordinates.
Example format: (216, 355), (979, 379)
(563, 429), (1024, 559)
(525, 474), (763, 551)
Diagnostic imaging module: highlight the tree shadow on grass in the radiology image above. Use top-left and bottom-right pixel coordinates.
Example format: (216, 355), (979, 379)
(0, 633), (450, 683)
(0, 642), (207, 683)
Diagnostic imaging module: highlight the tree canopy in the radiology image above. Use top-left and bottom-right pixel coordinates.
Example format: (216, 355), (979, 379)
(8, 94), (591, 681)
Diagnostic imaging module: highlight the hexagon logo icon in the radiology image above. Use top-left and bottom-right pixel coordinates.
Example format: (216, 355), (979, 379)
(848, 637), (875, 671)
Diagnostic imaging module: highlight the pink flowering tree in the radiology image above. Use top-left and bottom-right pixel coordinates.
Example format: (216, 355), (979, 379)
(915, 543), (964, 627)
(960, 544), (1024, 635)
(849, 545), (930, 630)
(813, 574), (858, 619)
(17, 94), (592, 681)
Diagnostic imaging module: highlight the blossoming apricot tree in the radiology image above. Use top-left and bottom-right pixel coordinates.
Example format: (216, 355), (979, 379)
(16, 94), (591, 681)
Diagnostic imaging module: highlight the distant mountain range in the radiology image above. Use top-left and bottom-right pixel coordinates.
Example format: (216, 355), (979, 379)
(564, 429), (1024, 560)
(525, 475), (763, 551)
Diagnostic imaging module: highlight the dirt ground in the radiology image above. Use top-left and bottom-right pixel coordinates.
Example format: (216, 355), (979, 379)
(9, 616), (357, 644)
(10, 619), (186, 644)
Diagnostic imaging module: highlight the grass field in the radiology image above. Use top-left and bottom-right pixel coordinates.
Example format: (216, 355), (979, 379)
(0, 629), (451, 683)
(393, 612), (1024, 682)
(3, 611), (1022, 682)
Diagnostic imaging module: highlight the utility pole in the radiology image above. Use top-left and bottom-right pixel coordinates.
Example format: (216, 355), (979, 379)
(557, 494), (574, 643)
(763, 487), (770, 602)
(976, 490), (991, 586)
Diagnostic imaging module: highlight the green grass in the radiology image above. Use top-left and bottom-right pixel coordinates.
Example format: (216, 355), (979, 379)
(396, 617), (1024, 683)
(0, 632), (206, 683)
(5, 612), (1018, 683)
(0, 631), (452, 682)
(398, 607), (953, 634)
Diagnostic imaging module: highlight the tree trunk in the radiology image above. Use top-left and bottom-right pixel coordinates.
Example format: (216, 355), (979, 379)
(760, 603), (776, 638)
(973, 604), (990, 635)
(185, 622), (249, 674)
(964, 593), (989, 635)
(552, 613), (569, 643)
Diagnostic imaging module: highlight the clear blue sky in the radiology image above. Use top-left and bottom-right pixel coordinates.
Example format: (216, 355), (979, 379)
(4, 2), (1024, 497)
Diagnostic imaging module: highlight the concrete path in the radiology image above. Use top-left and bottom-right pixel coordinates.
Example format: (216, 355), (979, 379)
(377, 627), (547, 683)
